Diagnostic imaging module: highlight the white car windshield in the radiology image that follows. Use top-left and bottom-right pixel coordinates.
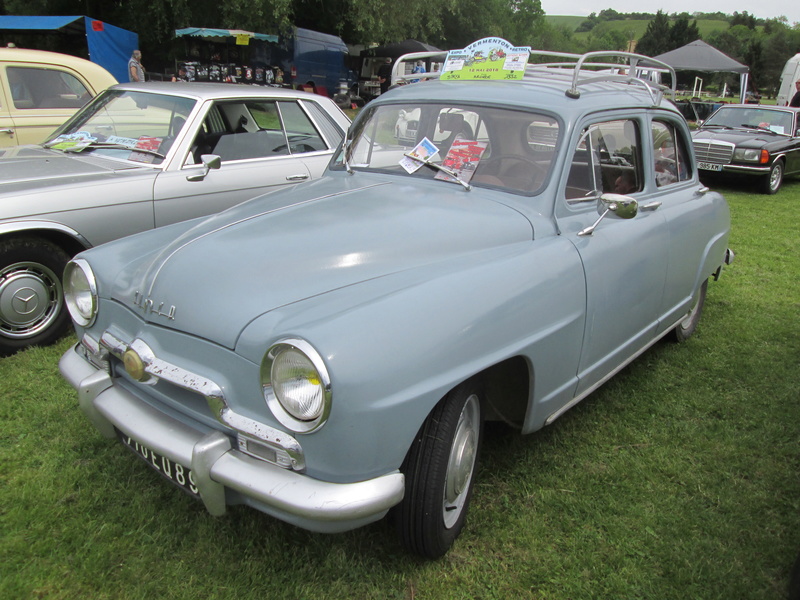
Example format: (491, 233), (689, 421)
(336, 103), (559, 195)
(44, 90), (197, 164)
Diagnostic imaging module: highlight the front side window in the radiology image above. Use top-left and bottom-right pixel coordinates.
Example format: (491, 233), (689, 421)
(337, 103), (559, 195)
(566, 119), (642, 200)
(7, 66), (91, 109)
(652, 120), (692, 187)
(44, 90), (196, 164)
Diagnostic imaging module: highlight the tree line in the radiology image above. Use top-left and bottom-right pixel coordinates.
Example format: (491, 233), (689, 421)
(0, 1), (797, 94)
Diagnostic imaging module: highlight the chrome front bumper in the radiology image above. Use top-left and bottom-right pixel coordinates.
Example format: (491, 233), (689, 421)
(59, 344), (405, 533)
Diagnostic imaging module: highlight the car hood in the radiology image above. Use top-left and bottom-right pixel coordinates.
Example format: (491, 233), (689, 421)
(105, 175), (534, 348)
(0, 145), (146, 195)
(692, 127), (779, 147)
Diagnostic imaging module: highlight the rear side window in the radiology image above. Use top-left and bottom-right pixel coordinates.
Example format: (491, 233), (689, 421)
(6, 66), (91, 109)
(301, 100), (344, 148)
(652, 120), (692, 186)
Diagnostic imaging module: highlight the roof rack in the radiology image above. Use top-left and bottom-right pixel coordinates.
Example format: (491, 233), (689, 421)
(390, 48), (677, 105)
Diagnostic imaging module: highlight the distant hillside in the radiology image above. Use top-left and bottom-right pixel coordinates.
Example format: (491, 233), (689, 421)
(545, 15), (731, 41)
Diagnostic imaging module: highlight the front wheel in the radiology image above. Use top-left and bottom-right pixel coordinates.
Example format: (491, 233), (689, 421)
(395, 381), (483, 558)
(672, 279), (707, 342)
(0, 237), (71, 356)
(761, 160), (783, 195)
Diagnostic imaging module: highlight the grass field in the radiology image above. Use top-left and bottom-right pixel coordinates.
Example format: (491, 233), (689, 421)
(545, 15), (734, 42)
(1, 179), (798, 599)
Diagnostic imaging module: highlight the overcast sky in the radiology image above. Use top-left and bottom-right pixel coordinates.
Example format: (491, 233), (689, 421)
(539, 1), (800, 26)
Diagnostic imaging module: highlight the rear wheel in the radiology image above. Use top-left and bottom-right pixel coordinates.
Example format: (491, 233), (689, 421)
(673, 279), (707, 342)
(0, 237), (71, 356)
(395, 381), (483, 558)
(761, 160), (783, 195)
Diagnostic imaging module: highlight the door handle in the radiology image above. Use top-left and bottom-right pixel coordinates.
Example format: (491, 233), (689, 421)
(285, 174), (309, 181)
(0, 128), (14, 135)
(641, 201), (662, 211)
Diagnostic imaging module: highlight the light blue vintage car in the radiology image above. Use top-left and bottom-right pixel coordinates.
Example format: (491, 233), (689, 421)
(60, 43), (733, 558)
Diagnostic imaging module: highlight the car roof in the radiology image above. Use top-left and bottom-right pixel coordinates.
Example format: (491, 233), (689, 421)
(0, 47), (116, 83)
(109, 81), (333, 102)
(374, 74), (682, 118)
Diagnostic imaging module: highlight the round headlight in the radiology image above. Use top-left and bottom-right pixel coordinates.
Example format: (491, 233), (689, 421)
(63, 259), (98, 327)
(261, 339), (331, 433)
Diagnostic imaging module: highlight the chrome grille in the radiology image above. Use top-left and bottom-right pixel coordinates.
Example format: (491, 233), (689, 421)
(693, 140), (734, 164)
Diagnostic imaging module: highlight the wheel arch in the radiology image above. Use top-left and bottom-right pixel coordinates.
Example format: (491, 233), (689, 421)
(0, 221), (91, 258)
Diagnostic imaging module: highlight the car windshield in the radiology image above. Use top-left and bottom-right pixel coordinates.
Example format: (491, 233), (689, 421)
(704, 106), (794, 136)
(43, 90), (197, 165)
(335, 103), (559, 195)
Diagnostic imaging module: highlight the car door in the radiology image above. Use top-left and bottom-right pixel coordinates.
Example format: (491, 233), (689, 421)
(555, 115), (668, 397)
(0, 64), (94, 147)
(649, 114), (726, 334)
(0, 78), (16, 147)
(152, 97), (342, 227)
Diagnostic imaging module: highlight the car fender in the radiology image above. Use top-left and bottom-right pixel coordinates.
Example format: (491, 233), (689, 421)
(237, 236), (588, 481)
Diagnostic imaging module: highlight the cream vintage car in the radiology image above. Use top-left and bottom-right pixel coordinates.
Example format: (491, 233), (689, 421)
(0, 47), (117, 147)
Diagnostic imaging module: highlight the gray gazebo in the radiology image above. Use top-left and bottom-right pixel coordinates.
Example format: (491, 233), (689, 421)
(654, 40), (750, 103)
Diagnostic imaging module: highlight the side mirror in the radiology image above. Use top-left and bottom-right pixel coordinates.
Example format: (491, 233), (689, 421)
(186, 154), (221, 182)
(578, 193), (639, 236)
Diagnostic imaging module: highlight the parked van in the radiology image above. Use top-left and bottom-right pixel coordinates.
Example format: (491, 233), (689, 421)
(281, 28), (356, 97)
(777, 53), (800, 106)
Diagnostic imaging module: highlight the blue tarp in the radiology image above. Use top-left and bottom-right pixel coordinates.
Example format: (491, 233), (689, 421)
(0, 15), (137, 82)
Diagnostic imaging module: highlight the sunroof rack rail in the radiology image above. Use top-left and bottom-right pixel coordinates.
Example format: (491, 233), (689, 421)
(390, 48), (677, 104)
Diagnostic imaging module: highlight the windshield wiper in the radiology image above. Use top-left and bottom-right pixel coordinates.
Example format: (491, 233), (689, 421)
(403, 152), (472, 191)
(59, 142), (165, 159)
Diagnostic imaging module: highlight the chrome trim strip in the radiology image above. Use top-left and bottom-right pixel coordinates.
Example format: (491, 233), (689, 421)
(96, 332), (304, 468)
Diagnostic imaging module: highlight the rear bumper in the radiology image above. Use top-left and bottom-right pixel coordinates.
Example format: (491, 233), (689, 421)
(59, 344), (405, 533)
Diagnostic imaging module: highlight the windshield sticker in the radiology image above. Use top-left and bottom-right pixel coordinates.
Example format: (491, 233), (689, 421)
(47, 131), (97, 150)
(400, 137), (439, 173)
(434, 137), (488, 184)
(106, 135), (140, 148)
(127, 136), (164, 163)
(441, 38), (531, 81)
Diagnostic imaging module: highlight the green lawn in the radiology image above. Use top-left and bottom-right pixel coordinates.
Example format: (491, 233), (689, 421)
(545, 16), (734, 41)
(1, 179), (798, 599)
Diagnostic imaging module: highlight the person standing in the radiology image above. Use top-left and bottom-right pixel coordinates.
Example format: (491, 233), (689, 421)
(377, 58), (392, 94)
(129, 50), (145, 82)
(790, 80), (800, 107)
(411, 60), (426, 83)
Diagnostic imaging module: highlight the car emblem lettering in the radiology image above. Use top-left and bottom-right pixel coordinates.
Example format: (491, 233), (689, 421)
(133, 291), (176, 320)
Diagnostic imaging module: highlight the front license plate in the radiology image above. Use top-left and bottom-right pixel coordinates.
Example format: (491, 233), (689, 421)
(117, 430), (200, 498)
(697, 161), (723, 172)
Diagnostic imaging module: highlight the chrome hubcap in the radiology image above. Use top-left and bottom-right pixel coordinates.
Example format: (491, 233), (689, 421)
(0, 262), (62, 338)
(443, 393), (480, 529)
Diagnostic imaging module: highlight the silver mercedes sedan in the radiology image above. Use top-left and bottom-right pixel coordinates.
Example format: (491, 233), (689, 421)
(0, 82), (350, 355)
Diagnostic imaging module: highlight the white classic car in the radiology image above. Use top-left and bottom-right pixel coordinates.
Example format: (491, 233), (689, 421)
(0, 82), (349, 355)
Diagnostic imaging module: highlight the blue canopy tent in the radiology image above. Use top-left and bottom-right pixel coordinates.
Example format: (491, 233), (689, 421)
(174, 28), (278, 43)
(0, 15), (138, 82)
